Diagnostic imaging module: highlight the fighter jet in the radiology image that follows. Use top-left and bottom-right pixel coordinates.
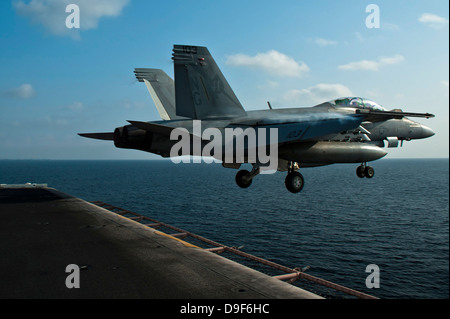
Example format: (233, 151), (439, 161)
(133, 69), (435, 180)
(79, 45), (435, 193)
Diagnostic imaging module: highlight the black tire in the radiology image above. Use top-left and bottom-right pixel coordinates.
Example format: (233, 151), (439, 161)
(364, 166), (375, 178)
(356, 165), (365, 178)
(236, 170), (252, 188)
(285, 172), (304, 193)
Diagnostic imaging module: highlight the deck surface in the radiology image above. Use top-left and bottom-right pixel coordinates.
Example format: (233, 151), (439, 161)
(0, 186), (320, 299)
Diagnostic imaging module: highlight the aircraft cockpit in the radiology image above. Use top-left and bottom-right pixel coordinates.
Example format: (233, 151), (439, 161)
(330, 97), (387, 111)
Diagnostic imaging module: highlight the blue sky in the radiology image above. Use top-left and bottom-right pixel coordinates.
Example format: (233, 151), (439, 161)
(0, 0), (448, 159)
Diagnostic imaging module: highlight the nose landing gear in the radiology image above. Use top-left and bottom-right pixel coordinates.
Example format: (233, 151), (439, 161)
(285, 172), (304, 193)
(285, 162), (304, 193)
(356, 163), (375, 179)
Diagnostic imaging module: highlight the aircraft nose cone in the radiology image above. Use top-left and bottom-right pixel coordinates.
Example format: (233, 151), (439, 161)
(422, 125), (435, 138)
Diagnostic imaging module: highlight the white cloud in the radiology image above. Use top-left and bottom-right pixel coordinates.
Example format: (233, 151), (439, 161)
(283, 83), (353, 106)
(13, 0), (129, 37)
(355, 32), (365, 42)
(338, 54), (404, 71)
(44, 115), (69, 127)
(419, 13), (449, 29)
(66, 101), (83, 110)
(122, 99), (146, 109)
(383, 23), (400, 31)
(226, 50), (309, 77)
(314, 38), (338, 47)
(257, 80), (280, 90)
(2, 84), (36, 99)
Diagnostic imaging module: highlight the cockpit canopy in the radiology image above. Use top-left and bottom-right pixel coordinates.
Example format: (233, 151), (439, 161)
(329, 97), (386, 111)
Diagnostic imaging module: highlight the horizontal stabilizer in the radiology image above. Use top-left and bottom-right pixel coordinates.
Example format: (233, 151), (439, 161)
(78, 132), (114, 141)
(127, 120), (209, 141)
(127, 120), (176, 136)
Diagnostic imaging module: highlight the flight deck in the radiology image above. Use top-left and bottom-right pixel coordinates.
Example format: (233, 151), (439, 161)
(0, 184), (376, 299)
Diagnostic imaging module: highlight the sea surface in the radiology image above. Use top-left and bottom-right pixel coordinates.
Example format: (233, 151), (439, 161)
(0, 159), (448, 299)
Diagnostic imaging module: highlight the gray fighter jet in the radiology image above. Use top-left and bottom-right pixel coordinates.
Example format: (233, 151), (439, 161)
(80, 45), (435, 193)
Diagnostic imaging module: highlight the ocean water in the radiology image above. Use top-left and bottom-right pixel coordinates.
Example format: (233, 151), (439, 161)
(0, 159), (448, 299)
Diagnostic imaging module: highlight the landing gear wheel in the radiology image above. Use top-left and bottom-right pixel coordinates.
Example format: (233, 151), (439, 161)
(236, 170), (252, 188)
(285, 172), (304, 193)
(356, 165), (365, 178)
(356, 164), (375, 178)
(364, 166), (375, 178)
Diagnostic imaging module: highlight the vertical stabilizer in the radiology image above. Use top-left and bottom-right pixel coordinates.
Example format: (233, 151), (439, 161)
(172, 45), (247, 119)
(134, 68), (184, 120)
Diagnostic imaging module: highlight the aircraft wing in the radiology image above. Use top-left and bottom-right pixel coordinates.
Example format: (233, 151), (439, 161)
(80, 112), (364, 147)
(121, 112), (362, 149)
(230, 113), (364, 145)
(355, 109), (435, 122)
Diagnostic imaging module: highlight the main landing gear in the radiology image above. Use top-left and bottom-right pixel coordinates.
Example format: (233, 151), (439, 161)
(285, 162), (304, 194)
(356, 163), (375, 179)
(235, 162), (304, 194)
(235, 166), (260, 189)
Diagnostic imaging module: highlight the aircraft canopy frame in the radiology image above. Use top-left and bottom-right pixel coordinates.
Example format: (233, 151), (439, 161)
(330, 97), (387, 112)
